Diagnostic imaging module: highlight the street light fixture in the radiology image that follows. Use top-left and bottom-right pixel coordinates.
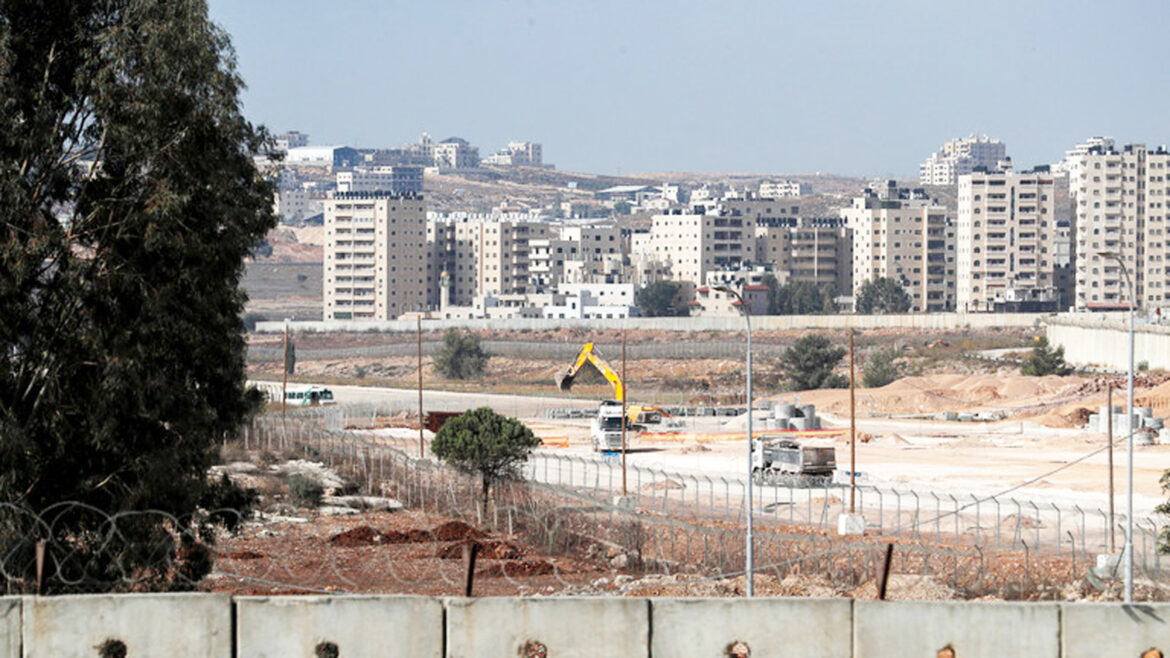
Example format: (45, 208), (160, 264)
(1098, 250), (1135, 602)
(715, 284), (754, 597)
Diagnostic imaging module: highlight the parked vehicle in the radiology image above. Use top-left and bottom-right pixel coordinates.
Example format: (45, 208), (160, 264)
(751, 437), (836, 487)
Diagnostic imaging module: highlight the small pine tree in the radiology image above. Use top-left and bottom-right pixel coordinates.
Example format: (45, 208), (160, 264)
(433, 329), (490, 379)
(855, 277), (913, 314)
(780, 335), (848, 391)
(1020, 337), (1071, 376)
(863, 347), (902, 388)
(430, 407), (541, 507)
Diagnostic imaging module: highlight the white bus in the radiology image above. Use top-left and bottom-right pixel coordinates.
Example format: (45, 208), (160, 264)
(279, 385), (336, 407)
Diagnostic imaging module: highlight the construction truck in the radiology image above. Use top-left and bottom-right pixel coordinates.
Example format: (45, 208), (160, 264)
(751, 437), (836, 487)
(555, 342), (633, 452)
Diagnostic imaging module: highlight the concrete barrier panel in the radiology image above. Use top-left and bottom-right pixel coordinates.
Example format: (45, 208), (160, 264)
(653, 597), (851, 657)
(236, 595), (443, 658)
(854, 600), (1060, 658)
(1062, 603), (1170, 658)
(22, 593), (230, 658)
(0, 598), (18, 658)
(445, 597), (648, 658)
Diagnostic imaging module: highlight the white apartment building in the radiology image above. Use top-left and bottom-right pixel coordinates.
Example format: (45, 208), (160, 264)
(484, 141), (543, 166)
(323, 191), (427, 320)
(956, 167), (1064, 312)
(273, 130), (309, 153)
(633, 210), (757, 290)
(920, 135), (1008, 186)
(425, 218), (551, 307)
(336, 166), (423, 195)
(1073, 143), (1170, 310)
(842, 182), (955, 312)
(759, 180), (811, 198)
(1054, 137), (1116, 182)
(432, 138), (479, 170)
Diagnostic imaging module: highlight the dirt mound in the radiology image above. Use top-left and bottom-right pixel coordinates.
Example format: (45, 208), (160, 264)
(432, 520), (484, 542)
(328, 525), (388, 546)
(437, 539), (524, 560)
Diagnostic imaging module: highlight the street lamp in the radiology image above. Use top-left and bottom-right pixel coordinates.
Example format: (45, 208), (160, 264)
(715, 285), (754, 597)
(1098, 250), (1135, 602)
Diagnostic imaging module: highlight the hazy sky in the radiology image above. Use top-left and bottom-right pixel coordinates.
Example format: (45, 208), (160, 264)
(209, 0), (1170, 177)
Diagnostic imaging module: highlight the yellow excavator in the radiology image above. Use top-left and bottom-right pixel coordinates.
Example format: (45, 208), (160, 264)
(556, 343), (674, 451)
(555, 343), (630, 451)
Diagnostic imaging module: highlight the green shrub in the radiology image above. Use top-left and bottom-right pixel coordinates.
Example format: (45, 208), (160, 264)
(287, 474), (324, 508)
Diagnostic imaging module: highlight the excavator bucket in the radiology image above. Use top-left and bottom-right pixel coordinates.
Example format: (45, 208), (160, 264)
(555, 370), (575, 392)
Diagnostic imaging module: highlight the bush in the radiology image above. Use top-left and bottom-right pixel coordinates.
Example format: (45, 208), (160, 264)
(287, 474), (324, 508)
(863, 346), (902, 388)
(1020, 337), (1070, 376)
(199, 474), (258, 533)
(636, 281), (688, 317)
(433, 329), (490, 379)
(855, 277), (913, 314)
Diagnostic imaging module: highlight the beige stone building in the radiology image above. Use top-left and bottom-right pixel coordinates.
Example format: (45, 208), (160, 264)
(632, 211), (757, 289)
(842, 182), (954, 312)
(425, 218), (552, 308)
(755, 217), (852, 292)
(323, 191), (427, 320)
(920, 135), (1008, 186)
(1073, 143), (1170, 310)
(956, 167), (1065, 312)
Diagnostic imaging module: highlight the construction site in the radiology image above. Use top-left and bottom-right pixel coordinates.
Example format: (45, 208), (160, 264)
(224, 320), (1170, 603)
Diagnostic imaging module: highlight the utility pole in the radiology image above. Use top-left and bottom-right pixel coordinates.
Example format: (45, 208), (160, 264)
(281, 318), (289, 421)
(621, 330), (628, 497)
(418, 316), (424, 458)
(1108, 385), (1115, 553)
(849, 330), (856, 514)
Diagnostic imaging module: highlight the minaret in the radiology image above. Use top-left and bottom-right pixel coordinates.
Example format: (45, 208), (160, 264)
(439, 269), (450, 310)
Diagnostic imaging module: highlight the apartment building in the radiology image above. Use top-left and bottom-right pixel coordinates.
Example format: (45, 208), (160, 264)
(432, 138), (479, 170)
(956, 167), (1065, 312)
(425, 218), (551, 307)
(336, 166), (423, 195)
(842, 182), (954, 312)
(1073, 143), (1170, 310)
(755, 217), (852, 292)
(323, 191), (426, 320)
(920, 135), (1008, 186)
(759, 180), (811, 198)
(633, 210), (757, 288)
(484, 141), (543, 166)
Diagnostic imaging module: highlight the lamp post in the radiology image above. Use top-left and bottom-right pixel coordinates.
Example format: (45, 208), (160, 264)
(1098, 250), (1135, 602)
(715, 285), (753, 597)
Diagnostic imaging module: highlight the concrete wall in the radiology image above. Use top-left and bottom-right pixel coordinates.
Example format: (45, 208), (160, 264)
(3, 594), (1170, 657)
(257, 311), (1058, 334)
(21, 593), (231, 658)
(1047, 316), (1170, 371)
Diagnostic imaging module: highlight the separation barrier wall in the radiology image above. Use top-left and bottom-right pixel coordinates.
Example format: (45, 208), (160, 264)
(255, 311), (1067, 334)
(1047, 316), (1170, 371)
(5, 593), (1170, 657)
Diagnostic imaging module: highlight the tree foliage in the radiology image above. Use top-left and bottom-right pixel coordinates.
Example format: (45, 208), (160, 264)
(1020, 337), (1071, 376)
(863, 347), (902, 388)
(0, 1), (275, 590)
(855, 277), (913, 314)
(433, 329), (490, 379)
(780, 335), (848, 391)
(430, 407), (541, 505)
(637, 280), (687, 317)
(769, 280), (838, 315)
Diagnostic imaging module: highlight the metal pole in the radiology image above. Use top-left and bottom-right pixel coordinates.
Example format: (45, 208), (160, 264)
(849, 329), (856, 514)
(745, 300), (754, 597)
(418, 316), (424, 458)
(1108, 385), (1115, 553)
(621, 329), (628, 497)
(281, 319), (289, 421)
(1125, 263), (1135, 603)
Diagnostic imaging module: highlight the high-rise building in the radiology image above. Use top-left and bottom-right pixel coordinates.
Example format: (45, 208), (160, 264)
(632, 211), (758, 288)
(920, 135), (1008, 186)
(1073, 143), (1170, 310)
(956, 166), (1065, 312)
(323, 191), (427, 320)
(425, 218), (551, 308)
(842, 181), (955, 312)
(754, 217), (852, 292)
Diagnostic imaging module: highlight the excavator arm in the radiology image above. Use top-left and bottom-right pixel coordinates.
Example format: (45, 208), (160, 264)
(555, 342), (624, 401)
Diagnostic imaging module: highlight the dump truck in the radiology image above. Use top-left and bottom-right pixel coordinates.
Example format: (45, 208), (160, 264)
(751, 437), (836, 487)
(555, 343), (634, 452)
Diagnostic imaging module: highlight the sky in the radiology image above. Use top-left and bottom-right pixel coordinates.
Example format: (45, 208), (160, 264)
(208, 0), (1170, 177)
